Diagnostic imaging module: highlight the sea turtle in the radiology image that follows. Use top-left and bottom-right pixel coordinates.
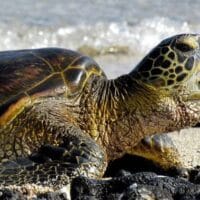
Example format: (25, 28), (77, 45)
(0, 34), (200, 192)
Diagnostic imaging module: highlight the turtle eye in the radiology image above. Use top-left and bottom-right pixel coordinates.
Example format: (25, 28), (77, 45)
(175, 42), (194, 52)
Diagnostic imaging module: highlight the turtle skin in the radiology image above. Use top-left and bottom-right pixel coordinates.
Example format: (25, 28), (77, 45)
(130, 34), (200, 169)
(0, 48), (107, 188)
(0, 34), (199, 193)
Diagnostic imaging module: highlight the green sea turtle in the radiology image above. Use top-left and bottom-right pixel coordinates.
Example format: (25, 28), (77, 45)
(0, 34), (200, 191)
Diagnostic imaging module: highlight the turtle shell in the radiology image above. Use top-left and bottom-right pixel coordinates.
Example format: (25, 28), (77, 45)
(0, 48), (105, 126)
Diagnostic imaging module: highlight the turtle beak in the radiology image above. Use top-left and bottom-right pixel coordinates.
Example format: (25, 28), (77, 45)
(188, 69), (200, 100)
(197, 35), (200, 89)
(185, 51), (200, 101)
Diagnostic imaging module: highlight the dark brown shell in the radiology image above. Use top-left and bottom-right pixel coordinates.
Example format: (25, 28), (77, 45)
(0, 48), (105, 125)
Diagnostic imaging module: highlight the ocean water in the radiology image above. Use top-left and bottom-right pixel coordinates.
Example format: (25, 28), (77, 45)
(0, 0), (200, 78)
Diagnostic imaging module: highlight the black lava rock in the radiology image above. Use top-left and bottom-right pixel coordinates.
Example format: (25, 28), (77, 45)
(2, 155), (200, 200)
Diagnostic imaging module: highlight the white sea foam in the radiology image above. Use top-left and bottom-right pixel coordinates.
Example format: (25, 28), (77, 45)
(0, 18), (193, 53)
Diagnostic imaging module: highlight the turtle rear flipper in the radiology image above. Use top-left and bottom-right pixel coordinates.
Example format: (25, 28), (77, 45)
(0, 127), (106, 187)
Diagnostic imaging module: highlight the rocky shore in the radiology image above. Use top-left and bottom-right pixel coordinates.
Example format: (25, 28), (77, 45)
(1, 156), (200, 200)
(71, 153), (200, 200)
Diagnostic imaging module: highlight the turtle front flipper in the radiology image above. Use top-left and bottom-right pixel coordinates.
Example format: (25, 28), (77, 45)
(0, 126), (106, 189)
(129, 134), (182, 170)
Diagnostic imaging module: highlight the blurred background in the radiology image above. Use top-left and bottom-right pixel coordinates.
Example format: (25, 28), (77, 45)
(0, 0), (200, 78)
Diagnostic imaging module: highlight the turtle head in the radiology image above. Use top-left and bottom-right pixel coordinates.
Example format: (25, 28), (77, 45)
(130, 34), (200, 98)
